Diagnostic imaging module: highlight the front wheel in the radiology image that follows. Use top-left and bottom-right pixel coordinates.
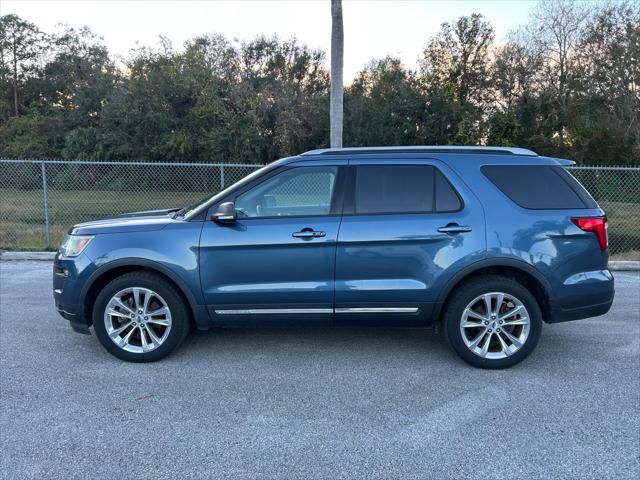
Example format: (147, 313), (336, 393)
(443, 275), (542, 369)
(93, 272), (190, 362)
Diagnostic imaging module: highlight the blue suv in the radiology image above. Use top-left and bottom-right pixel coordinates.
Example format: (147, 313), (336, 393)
(53, 146), (614, 368)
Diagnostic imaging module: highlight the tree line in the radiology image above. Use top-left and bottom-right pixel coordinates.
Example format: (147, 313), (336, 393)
(1, 0), (638, 165)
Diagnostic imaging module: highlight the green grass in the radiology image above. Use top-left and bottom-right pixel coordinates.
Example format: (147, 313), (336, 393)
(598, 201), (640, 257)
(1, 189), (639, 258)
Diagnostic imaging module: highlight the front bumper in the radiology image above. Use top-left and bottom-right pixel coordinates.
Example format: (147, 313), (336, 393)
(53, 252), (96, 334)
(55, 304), (90, 334)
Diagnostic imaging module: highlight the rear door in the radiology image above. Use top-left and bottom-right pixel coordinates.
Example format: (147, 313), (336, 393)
(334, 158), (486, 325)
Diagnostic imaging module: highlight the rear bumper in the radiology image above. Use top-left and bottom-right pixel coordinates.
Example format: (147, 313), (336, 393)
(548, 269), (615, 323)
(549, 297), (614, 323)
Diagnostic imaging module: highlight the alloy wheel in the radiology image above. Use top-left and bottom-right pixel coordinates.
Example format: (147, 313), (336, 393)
(103, 287), (172, 353)
(459, 292), (530, 359)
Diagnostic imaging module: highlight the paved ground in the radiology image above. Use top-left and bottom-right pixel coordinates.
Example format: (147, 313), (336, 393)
(1, 262), (638, 480)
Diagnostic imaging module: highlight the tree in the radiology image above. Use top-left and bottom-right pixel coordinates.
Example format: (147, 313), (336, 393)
(330, 0), (343, 148)
(421, 14), (494, 108)
(525, 0), (588, 144)
(345, 57), (425, 146)
(488, 31), (543, 146)
(42, 25), (118, 155)
(420, 14), (494, 145)
(491, 31), (542, 114)
(528, 0), (586, 92)
(569, 2), (640, 163)
(1, 6), (640, 165)
(239, 36), (329, 160)
(0, 14), (45, 117)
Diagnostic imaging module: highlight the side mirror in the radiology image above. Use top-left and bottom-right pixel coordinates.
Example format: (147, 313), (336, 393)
(211, 201), (236, 224)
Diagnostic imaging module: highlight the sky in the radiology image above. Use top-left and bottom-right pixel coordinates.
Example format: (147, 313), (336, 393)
(2, 0), (538, 81)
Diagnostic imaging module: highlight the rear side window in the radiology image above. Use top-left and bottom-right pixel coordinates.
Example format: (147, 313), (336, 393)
(353, 165), (462, 214)
(482, 165), (597, 209)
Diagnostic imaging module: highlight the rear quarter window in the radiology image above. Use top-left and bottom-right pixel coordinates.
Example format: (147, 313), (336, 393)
(435, 169), (462, 212)
(481, 165), (598, 209)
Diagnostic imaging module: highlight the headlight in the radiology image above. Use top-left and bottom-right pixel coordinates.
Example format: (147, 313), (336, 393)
(59, 235), (93, 257)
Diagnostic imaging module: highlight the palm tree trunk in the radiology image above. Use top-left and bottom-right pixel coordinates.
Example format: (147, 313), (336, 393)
(12, 31), (19, 116)
(330, 0), (344, 148)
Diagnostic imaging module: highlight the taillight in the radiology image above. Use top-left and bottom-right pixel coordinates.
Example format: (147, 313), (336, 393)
(571, 216), (608, 250)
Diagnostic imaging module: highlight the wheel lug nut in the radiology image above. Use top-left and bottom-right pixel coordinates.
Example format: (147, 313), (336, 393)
(144, 316), (149, 320)
(130, 313), (135, 318)
(488, 329), (492, 333)
(484, 321), (489, 325)
(496, 328), (501, 333)
(499, 320), (503, 324)
(138, 310), (143, 314)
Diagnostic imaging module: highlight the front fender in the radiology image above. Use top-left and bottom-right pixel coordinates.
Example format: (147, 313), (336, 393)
(81, 257), (202, 308)
(82, 221), (205, 306)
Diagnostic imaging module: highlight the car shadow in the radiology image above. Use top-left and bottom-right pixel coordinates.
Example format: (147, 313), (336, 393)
(178, 326), (452, 362)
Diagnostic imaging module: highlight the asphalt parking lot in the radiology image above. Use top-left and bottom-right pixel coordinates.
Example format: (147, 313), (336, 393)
(0, 261), (638, 480)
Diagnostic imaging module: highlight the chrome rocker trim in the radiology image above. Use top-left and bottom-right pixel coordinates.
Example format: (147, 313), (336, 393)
(214, 307), (419, 314)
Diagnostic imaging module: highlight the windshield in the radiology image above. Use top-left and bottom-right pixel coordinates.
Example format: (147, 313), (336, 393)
(183, 163), (274, 219)
(171, 194), (215, 218)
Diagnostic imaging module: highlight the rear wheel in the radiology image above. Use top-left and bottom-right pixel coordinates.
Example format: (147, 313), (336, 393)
(443, 275), (542, 369)
(93, 272), (190, 362)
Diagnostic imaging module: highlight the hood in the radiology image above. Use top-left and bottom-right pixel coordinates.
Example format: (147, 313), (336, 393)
(109, 207), (180, 219)
(70, 208), (179, 235)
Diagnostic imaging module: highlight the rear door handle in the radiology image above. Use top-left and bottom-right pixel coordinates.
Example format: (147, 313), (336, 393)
(292, 228), (326, 239)
(437, 224), (472, 234)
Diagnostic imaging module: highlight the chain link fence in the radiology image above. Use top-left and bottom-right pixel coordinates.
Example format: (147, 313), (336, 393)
(0, 160), (262, 251)
(568, 165), (640, 259)
(1, 159), (639, 259)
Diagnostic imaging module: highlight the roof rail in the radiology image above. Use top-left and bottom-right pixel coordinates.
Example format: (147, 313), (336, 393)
(301, 146), (538, 157)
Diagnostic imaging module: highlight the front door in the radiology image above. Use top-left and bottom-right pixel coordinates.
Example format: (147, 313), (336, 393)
(199, 162), (346, 325)
(335, 159), (486, 325)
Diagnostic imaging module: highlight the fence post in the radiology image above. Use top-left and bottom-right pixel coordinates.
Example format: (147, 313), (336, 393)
(220, 165), (225, 191)
(40, 161), (52, 249)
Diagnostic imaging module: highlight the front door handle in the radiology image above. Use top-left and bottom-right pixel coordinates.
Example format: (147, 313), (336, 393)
(437, 224), (472, 234)
(292, 228), (326, 239)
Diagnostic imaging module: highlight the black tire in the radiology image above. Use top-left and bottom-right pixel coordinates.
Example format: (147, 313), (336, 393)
(93, 271), (191, 362)
(443, 275), (542, 369)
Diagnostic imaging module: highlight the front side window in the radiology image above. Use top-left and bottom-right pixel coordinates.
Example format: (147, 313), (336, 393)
(353, 165), (461, 214)
(235, 166), (338, 218)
